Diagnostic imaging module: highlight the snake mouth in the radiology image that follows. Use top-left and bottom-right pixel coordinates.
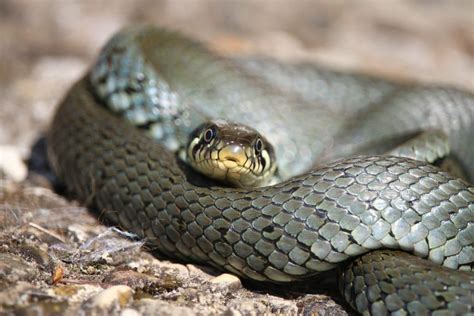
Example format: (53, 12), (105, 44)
(222, 158), (240, 169)
(223, 156), (239, 164)
(193, 156), (261, 187)
(194, 157), (253, 175)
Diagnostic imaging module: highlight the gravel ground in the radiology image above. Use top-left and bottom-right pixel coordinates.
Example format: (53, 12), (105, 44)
(0, 1), (473, 315)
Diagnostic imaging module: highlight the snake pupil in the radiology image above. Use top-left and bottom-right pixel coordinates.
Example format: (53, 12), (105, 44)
(204, 128), (214, 142)
(255, 138), (263, 153)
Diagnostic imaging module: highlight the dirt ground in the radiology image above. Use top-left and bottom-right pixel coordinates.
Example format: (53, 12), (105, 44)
(0, 1), (473, 315)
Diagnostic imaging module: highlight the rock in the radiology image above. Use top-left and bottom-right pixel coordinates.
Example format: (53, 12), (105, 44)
(227, 297), (299, 316)
(120, 308), (142, 316)
(186, 263), (217, 280)
(226, 298), (268, 316)
(103, 268), (181, 295)
(209, 273), (242, 291)
(145, 260), (190, 282)
(0, 282), (62, 314)
(82, 285), (134, 314)
(209, 273), (240, 285)
(297, 294), (349, 316)
(266, 297), (299, 315)
(132, 298), (196, 316)
(16, 243), (53, 270)
(0, 145), (27, 182)
(0, 253), (39, 284)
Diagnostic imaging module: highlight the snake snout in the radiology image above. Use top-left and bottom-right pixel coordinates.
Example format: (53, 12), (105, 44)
(219, 144), (247, 166)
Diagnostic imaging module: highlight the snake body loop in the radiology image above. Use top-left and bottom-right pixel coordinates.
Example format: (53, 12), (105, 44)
(48, 26), (474, 315)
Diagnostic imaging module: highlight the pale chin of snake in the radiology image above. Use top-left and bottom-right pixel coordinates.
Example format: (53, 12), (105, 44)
(48, 25), (474, 315)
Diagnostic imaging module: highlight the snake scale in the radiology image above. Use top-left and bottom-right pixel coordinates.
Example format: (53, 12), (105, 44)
(47, 26), (473, 315)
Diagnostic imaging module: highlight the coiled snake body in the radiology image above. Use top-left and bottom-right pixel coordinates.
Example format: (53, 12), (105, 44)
(47, 26), (473, 315)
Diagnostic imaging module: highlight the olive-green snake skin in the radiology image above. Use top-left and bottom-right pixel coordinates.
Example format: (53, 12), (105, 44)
(47, 26), (473, 315)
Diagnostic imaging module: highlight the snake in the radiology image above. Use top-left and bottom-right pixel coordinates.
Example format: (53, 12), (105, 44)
(47, 26), (474, 315)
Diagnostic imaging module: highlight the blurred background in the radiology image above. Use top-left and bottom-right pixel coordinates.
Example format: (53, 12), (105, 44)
(0, 0), (473, 180)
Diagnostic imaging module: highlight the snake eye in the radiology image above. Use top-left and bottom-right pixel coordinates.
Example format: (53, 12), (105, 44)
(254, 138), (263, 153)
(204, 128), (215, 143)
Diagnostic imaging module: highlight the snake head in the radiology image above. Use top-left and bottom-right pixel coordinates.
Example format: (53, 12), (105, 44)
(186, 119), (277, 187)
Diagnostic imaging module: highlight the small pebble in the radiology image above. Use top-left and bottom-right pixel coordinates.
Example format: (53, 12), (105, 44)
(120, 308), (142, 316)
(0, 145), (27, 181)
(209, 273), (242, 291)
(210, 273), (241, 285)
(85, 285), (133, 311)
